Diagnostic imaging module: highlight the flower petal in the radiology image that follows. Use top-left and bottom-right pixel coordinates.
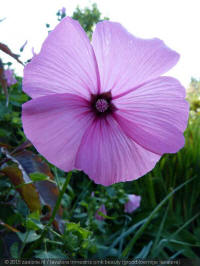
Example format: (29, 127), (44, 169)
(75, 116), (160, 186)
(124, 195), (141, 213)
(22, 93), (94, 171)
(91, 21), (179, 97)
(23, 17), (100, 100)
(113, 77), (189, 155)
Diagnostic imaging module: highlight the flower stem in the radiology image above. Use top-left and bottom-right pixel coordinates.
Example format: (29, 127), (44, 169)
(47, 171), (72, 227)
(147, 173), (157, 208)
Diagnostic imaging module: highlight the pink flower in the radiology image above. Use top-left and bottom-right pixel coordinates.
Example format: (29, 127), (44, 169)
(95, 204), (107, 221)
(124, 194), (141, 213)
(22, 17), (189, 186)
(4, 69), (17, 86)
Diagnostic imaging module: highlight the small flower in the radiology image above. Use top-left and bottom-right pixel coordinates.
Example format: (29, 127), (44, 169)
(4, 69), (17, 86)
(95, 204), (107, 221)
(22, 17), (189, 186)
(124, 194), (141, 213)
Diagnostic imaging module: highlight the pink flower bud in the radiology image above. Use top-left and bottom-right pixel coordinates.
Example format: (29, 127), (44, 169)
(95, 204), (107, 221)
(4, 69), (17, 86)
(124, 194), (141, 213)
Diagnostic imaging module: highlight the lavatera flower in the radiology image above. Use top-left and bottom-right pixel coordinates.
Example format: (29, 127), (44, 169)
(22, 17), (189, 186)
(4, 69), (17, 86)
(124, 194), (141, 214)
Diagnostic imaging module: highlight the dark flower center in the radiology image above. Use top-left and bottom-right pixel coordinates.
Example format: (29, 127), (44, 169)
(90, 91), (116, 117)
(95, 99), (109, 112)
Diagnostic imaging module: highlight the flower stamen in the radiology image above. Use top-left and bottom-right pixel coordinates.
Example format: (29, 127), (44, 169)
(95, 98), (109, 113)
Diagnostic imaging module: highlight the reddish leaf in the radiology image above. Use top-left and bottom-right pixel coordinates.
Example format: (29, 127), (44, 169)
(1, 166), (42, 212)
(11, 140), (32, 155)
(0, 43), (24, 65)
(2, 148), (64, 232)
(13, 150), (64, 232)
(0, 139), (12, 149)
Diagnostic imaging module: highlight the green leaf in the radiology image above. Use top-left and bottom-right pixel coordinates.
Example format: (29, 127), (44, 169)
(135, 241), (153, 259)
(34, 249), (67, 259)
(17, 231), (40, 243)
(10, 242), (19, 259)
(1, 167), (41, 212)
(29, 172), (50, 182)
(66, 222), (91, 239)
(25, 218), (44, 230)
(122, 176), (197, 258)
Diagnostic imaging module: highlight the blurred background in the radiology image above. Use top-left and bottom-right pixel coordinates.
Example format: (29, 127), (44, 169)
(0, 0), (200, 261)
(1, 0), (200, 86)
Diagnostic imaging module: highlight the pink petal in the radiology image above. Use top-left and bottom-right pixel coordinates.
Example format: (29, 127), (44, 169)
(23, 17), (100, 100)
(4, 69), (17, 86)
(113, 77), (189, 155)
(22, 93), (94, 171)
(91, 21), (179, 97)
(124, 194), (141, 213)
(95, 204), (107, 221)
(75, 115), (160, 186)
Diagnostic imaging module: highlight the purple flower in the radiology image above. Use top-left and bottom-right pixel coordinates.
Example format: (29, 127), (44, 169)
(95, 204), (107, 221)
(4, 69), (17, 86)
(124, 194), (141, 213)
(22, 17), (189, 186)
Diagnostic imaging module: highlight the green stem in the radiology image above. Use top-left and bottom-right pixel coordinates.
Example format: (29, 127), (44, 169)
(18, 230), (30, 259)
(147, 174), (156, 208)
(47, 171), (72, 227)
(122, 175), (197, 258)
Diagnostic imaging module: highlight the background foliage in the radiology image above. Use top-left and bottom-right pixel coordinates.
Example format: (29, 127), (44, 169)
(0, 3), (200, 260)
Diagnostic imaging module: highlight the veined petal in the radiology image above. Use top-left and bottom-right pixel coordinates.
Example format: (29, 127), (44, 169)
(75, 116), (160, 186)
(23, 17), (100, 100)
(22, 93), (94, 171)
(113, 77), (189, 155)
(91, 21), (179, 97)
